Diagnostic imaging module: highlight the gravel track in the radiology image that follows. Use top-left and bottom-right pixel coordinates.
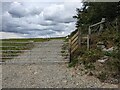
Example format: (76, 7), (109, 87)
(1, 40), (118, 88)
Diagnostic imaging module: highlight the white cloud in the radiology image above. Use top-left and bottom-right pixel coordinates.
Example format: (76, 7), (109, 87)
(1, 0), (81, 2)
(0, 32), (25, 39)
(2, 1), (82, 39)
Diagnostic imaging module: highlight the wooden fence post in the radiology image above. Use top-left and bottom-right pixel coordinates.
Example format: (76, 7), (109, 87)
(69, 39), (71, 62)
(69, 29), (81, 62)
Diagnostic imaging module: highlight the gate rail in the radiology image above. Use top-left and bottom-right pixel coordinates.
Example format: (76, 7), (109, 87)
(69, 30), (81, 62)
(69, 18), (106, 62)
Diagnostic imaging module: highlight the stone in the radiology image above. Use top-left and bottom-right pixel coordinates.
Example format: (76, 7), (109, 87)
(102, 47), (114, 52)
(33, 72), (38, 75)
(88, 71), (93, 76)
(98, 56), (109, 63)
(62, 80), (67, 83)
(76, 83), (79, 86)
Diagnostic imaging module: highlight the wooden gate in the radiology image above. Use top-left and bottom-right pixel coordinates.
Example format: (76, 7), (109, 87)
(69, 18), (106, 62)
(69, 30), (81, 62)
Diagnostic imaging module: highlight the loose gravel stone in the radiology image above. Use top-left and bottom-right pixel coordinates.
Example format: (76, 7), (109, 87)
(1, 40), (118, 88)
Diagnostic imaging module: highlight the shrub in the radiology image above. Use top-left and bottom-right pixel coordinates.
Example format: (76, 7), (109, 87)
(61, 50), (65, 53)
(84, 63), (95, 70)
(69, 58), (78, 67)
(81, 49), (104, 64)
(97, 71), (108, 82)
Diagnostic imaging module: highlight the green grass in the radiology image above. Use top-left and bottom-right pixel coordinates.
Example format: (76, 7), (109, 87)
(0, 37), (66, 61)
(68, 26), (120, 83)
(1, 38), (50, 42)
(61, 50), (66, 53)
(0, 38), (50, 61)
(68, 58), (78, 67)
(48, 37), (66, 40)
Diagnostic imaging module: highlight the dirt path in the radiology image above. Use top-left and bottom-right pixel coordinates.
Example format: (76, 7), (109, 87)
(2, 40), (118, 88)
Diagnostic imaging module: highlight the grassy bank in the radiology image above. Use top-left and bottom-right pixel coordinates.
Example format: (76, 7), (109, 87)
(69, 27), (120, 84)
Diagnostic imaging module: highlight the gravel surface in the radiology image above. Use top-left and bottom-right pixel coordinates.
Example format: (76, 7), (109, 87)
(1, 40), (118, 88)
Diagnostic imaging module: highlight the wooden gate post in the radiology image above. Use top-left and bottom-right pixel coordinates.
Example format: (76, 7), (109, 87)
(69, 39), (72, 62)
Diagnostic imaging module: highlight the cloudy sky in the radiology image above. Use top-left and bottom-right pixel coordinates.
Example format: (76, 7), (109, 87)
(0, 0), (82, 39)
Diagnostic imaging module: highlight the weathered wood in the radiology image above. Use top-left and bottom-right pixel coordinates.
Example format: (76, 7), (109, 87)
(71, 44), (78, 54)
(71, 36), (78, 45)
(90, 18), (105, 28)
(69, 39), (72, 62)
(71, 31), (79, 41)
(69, 30), (80, 61)
(82, 37), (88, 39)
(69, 39), (71, 53)
(69, 39), (71, 47)
(87, 18), (105, 50)
(71, 40), (78, 49)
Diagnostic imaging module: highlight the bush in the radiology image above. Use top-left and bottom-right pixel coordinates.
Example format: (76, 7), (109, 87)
(106, 58), (120, 71)
(103, 50), (118, 58)
(84, 63), (95, 70)
(97, 71), (108, 82)
(69, 58), (78, 67)
(61, 50), (65, 53)
(81, 49), (104, 64)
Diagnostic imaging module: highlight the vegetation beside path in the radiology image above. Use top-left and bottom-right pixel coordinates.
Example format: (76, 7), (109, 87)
(69, 2), (120, 84)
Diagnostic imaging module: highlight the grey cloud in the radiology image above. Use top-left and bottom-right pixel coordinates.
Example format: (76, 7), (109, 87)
(42, 4), (75, 23)
(8, 2), (42, 18)
(44, 16), (75, 23)
(38, 20), (57, 26)
(8, 7), (42, 18)
(2, 2), (81, 38)
(29, 8), (42, 15)
(9, 8), (27, 18)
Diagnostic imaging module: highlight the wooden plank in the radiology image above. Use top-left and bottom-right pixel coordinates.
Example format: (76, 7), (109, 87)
(90, 20), (105, 28)
(71, 44), (78, 54)
(69, 39), (71, 45)
(71, 36), (78, 45)
(82, 37), (88, 39)
(71, 40), (78, 49)
(69, 39), (71, 53)
(69, 39), (72, 62)
(71, 31), (79, 41)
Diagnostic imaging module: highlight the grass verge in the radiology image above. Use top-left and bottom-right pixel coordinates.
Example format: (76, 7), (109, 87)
(0, 38), (49, 61)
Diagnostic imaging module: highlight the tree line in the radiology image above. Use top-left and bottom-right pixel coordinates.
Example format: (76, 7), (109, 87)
(72, 2), (120, 73)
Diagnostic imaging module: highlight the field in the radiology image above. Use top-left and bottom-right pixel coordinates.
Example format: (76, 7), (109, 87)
(0, 38), (51, 61)
(0, 37), (67, 62)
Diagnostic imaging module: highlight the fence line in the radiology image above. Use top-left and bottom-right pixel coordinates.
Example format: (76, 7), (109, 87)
(69, 18), (106, 62)
(69, 30), (81, 62)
